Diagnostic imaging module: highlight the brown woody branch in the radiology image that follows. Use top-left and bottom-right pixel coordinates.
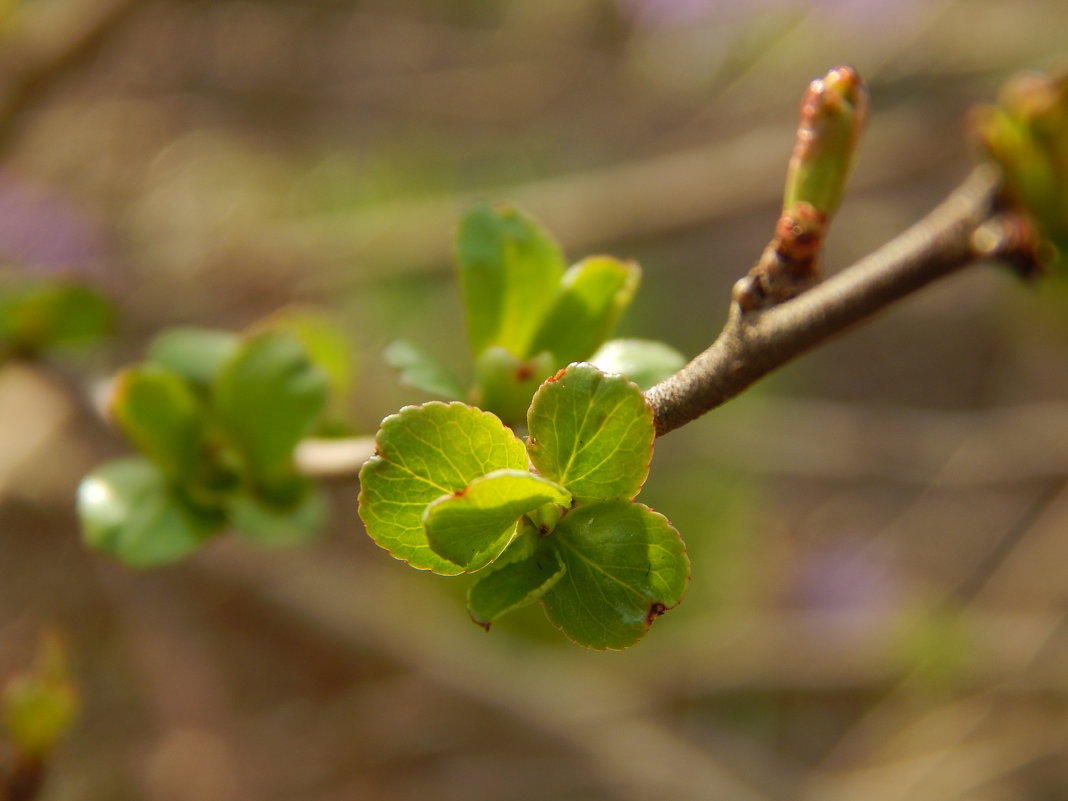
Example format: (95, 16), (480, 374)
(644, 164), (1005, 437)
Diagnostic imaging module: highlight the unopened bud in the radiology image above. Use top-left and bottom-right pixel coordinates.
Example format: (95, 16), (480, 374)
(783, 65), (869, 219)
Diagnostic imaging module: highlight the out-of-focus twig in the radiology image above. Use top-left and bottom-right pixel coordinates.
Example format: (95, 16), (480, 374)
(0, 0), (142, 155)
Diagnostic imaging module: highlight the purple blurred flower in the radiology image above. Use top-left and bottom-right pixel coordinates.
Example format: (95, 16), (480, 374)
(785, 538), (901, 635)
(616, 0), (916, 28)
(0, 170), (107, 277)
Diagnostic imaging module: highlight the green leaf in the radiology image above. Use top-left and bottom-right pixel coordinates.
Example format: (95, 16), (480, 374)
(213, 331), (328, 484)
(423, 469), (570, 571)
(147, 327), (239, 386)
(455, 203), (565, 358)
(0, 281), (114, 352)
(257, 307), (354, 407)
(589, 338), (687, 390)
(383, 339), (465, 400)
(78, 457), (223, 567)
(542, 501), (689, 649)
(358, 402), (528, 574)
(474, 346), (554, 427)
(468, 530), (566, 629)
(528, 256), (640, 366)
(229, 481), (327, 546)
(527, 363), (654, 502)
(110, 365), (204, 479)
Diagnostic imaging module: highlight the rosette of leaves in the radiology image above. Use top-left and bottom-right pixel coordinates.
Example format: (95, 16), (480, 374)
(384, 204), (685, 426)
(358, 362), (690, 649)
(78, 312), (351, 567)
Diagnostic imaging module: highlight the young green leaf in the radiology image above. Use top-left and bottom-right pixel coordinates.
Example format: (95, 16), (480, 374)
(456, 203), (565, 358)
(0, 281), (114, 353)
(228, 481), (327, 546)
(147, 327), (239, 386)
(423, 469), (570, 571)
(78, 457), (223, 567)
(542, 501), (689, 649)
(257, 307), (355, 408)
(358, 402), (527, 574)
(474, 346), (554, 427)
(383, 339), (466, 400)
(110, 365), (204, 479)
(213, 331), (328, 484)
(527, 363), (654, 502)
(527, 256), (640, 366)
(468, 531), (566, 629)
(589, 338), (687, 391)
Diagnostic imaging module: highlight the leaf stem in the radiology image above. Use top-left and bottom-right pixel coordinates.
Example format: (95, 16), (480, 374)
(644, 164), (1004, 437)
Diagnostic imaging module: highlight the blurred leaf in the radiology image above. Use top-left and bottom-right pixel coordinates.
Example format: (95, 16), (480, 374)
(229, 480), (327, 546)
(423, 468), (570, 571)
(213, 331), (328, 485)
(589, 338), (687, 390)
(147, 327), (239, 386)
(473, 346), (554, 428)
(541, 501), (689, 649)
(456, 203), (565, 358)
(527, 363), (654, 502)
(257, 307), (354, 407)
(2, 633), (79, 759)
(0, 280), (113, 354)
(528, 256), (640, 367)
(78, 457), (222, 567)
(110, 365), (204, 480)
(358, 402), (527, 574)
(468, 530), (566, 629)
(383, 339), (465, 400)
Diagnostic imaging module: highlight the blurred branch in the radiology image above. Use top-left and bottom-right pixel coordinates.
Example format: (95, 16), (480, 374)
(645, 165), (1004, 437)
(0, 0), (141, 155)
(199, 541), (799, 801)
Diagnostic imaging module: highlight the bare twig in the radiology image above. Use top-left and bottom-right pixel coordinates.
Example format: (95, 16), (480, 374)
(0, 0), (141, 155)
(644, 164), (1004, 437)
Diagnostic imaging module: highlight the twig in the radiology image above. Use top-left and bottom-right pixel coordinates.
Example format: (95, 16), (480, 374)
(644, 164), (1003, 437)
(0, 0), (141, 155)
(291, 165), (1006, 479)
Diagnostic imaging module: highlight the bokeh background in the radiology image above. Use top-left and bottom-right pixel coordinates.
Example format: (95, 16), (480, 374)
(2, 0), (1068, 799)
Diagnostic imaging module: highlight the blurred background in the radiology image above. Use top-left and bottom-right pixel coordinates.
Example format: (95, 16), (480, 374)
(1, 0), (1067, 798)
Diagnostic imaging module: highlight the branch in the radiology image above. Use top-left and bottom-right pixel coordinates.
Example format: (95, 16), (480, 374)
(0, 0), (141, 155)
(644, 164), (1004, 437)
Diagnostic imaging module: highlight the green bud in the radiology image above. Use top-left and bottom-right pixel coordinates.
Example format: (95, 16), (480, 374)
(973, 69), (1068, 269)
(3, 633), (79, 759)
(783, 65), (869, 219)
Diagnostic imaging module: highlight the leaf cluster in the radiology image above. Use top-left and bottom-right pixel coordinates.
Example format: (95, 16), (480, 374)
(385, 204), (685, 425)
(359, 363), (690, 649)
(0, 276), (113, 360)
(77, 311), (351, 566)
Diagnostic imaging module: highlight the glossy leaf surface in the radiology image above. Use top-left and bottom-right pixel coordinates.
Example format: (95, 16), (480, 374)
(468, 532), (566, 628)
(528, 256), (640, 366)
(542, 501), (689, 649)
(527, 363), (654, 501)
(358, 402), (527, 574)
(456, 203), (565, 358)
(78, 458), (222, 567)
(589, 338), (687, 390)
(423, 469), (570, 570)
